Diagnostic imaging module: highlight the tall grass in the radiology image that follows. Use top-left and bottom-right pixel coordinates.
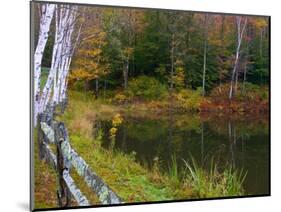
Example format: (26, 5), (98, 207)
(168, 155), (180, 185)
(183, 157), (247, 198)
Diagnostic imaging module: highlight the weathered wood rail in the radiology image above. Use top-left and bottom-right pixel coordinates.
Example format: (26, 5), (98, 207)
(37, 103), (123, 207)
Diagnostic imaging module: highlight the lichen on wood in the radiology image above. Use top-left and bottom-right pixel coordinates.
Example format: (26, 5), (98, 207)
(59, 129), (123, 204)
(42, 143), (57, 169)
(62, 169), (90, 206)
(40, 122), (55, 143)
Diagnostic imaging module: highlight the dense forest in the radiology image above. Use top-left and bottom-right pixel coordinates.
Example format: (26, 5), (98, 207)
(36, 6), (269, 114)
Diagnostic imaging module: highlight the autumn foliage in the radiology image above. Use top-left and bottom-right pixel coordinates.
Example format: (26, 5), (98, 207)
(199, 83), (269, 113)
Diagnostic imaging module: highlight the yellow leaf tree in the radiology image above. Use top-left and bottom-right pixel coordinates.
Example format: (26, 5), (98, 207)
(69, 7), (109, 97)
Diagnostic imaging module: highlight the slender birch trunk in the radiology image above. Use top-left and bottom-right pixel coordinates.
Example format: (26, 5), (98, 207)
(40, 6), (68, 111)
(59, 21), (82, 102)
(234, 62), (239, 94)
(54, 12), (76, 104)
(202, 14), (209, 96)
(39, 5), (79, 112)
(34, 4), (55, 125)
(229, 16), (247, 100)
(52, 7), (74, 104)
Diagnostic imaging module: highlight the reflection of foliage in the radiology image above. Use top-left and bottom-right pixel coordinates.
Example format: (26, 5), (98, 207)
(206, 117), (269, 137)
(173, 114), (201, 133)
(125, 119), (168, 141)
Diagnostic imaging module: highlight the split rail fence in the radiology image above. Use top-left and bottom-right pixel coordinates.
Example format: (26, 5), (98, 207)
(37, 103), (123, 207)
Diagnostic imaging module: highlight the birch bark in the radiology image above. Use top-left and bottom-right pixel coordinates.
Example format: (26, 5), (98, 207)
(40, 6), (66, 112)
(34, 4), (55, 125)
(39, 5), (79, 112)
(229, 16), (247, 100)
(59, 13), (83, 102)
(202, 14), (209, 96)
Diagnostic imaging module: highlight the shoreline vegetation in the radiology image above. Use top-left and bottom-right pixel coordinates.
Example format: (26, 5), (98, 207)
(67, 72), (269, 115)
(40, 69), (269, 116)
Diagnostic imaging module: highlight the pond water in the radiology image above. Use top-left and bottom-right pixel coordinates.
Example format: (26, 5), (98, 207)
(94, 111), (269, 196)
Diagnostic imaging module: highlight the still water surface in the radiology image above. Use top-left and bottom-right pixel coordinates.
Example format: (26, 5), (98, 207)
(95, 112), (269, 195)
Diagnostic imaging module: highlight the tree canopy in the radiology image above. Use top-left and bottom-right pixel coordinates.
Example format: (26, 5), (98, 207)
(37, 6), (269, 98)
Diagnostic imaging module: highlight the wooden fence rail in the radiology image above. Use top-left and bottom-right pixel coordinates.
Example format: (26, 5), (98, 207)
(37, 105), (123, 207)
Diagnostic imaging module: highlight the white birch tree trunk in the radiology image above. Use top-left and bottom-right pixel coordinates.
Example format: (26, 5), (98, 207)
(59, 11), (83, 103)
(39, 5), (79, 112)
(229, 16), (247, 100)
(39, 5), (65, 112)
(53, 10), (76, 104)
(202, 14), (209, 96)
(34, 4), (55, 125)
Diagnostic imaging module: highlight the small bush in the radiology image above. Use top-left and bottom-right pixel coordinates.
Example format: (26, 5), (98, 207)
(210, 83), (269, 101)
(127, 76), (167, 100)
(238, 82), (268, 101)
(173, 88), (203, 111)
(209, 84), (230, 98)
(113, 93), (129, 104)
